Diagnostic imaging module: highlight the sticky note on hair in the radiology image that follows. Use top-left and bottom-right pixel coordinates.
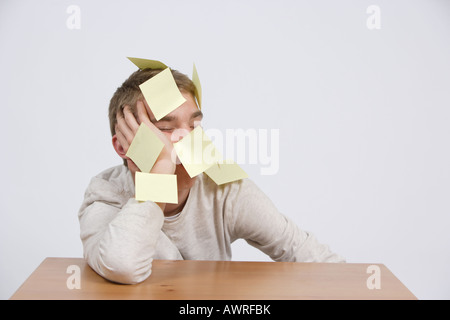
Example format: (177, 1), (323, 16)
(135, 172), (178, 204)
(127, 57), (168, 70)
(173, 126), (222, 178)
(192, 63), (202, 109)
(139, 68), (187, 121)
(126, 123), (164, 173)
(205, 160), (248, 185)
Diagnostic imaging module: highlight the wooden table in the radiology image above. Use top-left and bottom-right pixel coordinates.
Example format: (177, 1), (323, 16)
(10, 258), (416, 300)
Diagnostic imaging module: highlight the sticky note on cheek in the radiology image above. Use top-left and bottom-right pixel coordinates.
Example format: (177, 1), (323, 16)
(139, 68), (186, 121)
(135, 172), (178, 204)
(205, 160), (248, 185)
(173, 126), (222, 178)
(126, 123), (165, 173)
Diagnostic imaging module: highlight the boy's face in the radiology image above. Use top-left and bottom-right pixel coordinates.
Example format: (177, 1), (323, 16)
(143, 92), (202, 188)
(113, 92), (202, 192)
(145, 92), (203, 144)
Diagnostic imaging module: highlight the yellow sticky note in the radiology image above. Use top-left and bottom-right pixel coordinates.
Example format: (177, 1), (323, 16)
(205, 160), (248, 185)
(127, 57), (168, 70)
(135, 172), (178, 204)
(192, 63), (202, 109)
(126, 123), (164, 173)
(173, 126), (222, 178)
(139, 68), (187, 121)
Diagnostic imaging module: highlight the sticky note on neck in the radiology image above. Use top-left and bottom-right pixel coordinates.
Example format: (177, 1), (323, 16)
(139, 68), (187, 121)
(135, 172), (178, 204)
(205, 160), (248, 185)
(127, 57), (168, 70)
(126, 123), (164, 173)
(173, 126), (222, 178)
(192, 63), (202, 109)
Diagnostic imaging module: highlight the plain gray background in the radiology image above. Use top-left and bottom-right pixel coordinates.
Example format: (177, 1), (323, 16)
(1, 0), (449, 300)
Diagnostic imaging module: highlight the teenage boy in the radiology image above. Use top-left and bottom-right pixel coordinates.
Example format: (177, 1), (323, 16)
(78, 67), (344, 284)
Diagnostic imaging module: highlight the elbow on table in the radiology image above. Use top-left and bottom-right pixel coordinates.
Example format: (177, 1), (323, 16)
(107, 266), (152, 285)
(92, 256), (153, 285)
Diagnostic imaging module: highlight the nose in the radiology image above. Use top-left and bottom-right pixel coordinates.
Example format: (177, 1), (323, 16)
(171, 126), (192, 143)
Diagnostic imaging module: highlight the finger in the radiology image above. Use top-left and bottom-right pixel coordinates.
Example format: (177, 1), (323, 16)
(123, 105), (140, 133)
(115, 130), (130, 154)
(136, 99), (174, 150)
(136, 100), (152, 125)
(116, 109), (135, 145)
(136, 100), (161, 133)
(142, 99), (152, 117)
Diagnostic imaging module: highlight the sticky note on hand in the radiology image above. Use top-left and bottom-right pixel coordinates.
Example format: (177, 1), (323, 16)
(205, 160), (248, 185)
(135, 172), (178, 204)
(139, 68), (186, 121)
(173, 126), (222, 178)
(126, 123), (165, 173)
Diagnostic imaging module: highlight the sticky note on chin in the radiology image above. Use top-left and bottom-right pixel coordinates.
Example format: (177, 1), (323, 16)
(126, 123), (164, 173)
(205, 160), (248, 185)
(135, 172), (178, 204)
(173, 126), (222, 178)
(139, 68), (186, 121)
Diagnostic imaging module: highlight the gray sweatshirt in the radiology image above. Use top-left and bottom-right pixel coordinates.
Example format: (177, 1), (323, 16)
(78, 165), (345, 284)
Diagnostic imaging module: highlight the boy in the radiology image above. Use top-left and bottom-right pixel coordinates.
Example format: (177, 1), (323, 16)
(78, 65), (344, 284)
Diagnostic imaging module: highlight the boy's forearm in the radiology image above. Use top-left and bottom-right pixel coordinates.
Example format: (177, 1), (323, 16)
(81, 199), (164, 284)
(231, 179), (345, 263)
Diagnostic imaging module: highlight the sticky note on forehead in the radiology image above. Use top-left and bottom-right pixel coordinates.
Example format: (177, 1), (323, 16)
(127, 57), (168, 70)
(205, 161), (248, 185)
(139, 68), (187, 121)
(173, 126), (222, 178)
(126, 123), (164, 173)
(135, 172), (178, 204)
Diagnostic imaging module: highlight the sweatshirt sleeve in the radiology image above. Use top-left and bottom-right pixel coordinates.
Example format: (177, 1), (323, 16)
(229, 179), (345, 263)
(78, 172), (164, 284)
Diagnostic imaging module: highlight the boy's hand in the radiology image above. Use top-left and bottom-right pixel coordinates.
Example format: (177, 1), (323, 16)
(115, 100), (176, 176)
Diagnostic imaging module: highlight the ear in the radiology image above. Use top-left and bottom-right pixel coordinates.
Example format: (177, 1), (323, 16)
(112, 134), (127, 159)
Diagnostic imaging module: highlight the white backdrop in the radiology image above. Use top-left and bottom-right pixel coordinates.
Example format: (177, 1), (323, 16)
(1, 0), (449, 300)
